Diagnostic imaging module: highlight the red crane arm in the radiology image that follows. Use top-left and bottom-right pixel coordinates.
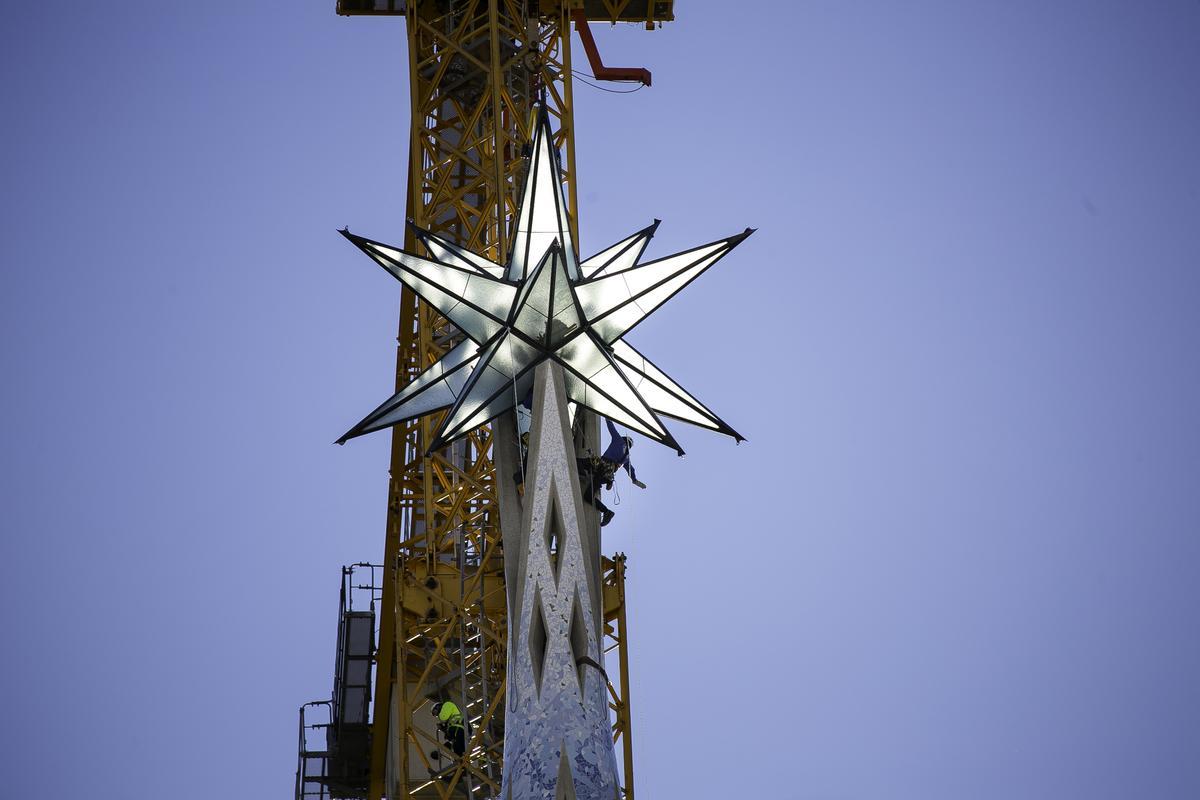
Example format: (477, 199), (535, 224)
(571, 10), (652, 87)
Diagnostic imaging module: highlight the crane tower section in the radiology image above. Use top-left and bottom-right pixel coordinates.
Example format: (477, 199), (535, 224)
(294, 3), (674, 800)
(377, 9), (574, 798)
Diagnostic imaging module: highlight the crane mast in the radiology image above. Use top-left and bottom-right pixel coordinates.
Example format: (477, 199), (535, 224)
(295, 3), (674, 800)
(375, 7), (573, 800)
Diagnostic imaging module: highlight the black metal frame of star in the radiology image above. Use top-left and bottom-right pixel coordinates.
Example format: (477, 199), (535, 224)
(337, 105), (752, 456)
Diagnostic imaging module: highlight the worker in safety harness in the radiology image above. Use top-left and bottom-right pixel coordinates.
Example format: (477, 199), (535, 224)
(431, 700), (467, 756)
(577, 419), (647, 527)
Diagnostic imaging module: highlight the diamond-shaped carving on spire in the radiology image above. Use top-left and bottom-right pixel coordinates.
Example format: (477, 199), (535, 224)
(528, 585), (548, 698)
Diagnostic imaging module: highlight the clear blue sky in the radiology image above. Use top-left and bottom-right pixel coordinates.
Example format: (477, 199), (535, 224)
(3, 2), (1199, 798)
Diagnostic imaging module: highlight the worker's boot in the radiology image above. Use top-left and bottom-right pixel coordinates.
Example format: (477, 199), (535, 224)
(600, 509), (615, 527)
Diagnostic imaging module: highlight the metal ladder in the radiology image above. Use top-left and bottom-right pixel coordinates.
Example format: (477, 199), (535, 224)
(456, 503), (499, 797)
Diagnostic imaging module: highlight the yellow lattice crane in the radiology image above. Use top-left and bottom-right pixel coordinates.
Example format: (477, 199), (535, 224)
(297, 3), (673, 800)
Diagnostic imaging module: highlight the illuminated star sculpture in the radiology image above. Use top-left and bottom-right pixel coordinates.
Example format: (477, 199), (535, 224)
(338, 107), (751, 454)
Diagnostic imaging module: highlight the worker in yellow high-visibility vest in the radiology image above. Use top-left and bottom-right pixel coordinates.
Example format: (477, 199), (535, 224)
(431, 700), (466, 755)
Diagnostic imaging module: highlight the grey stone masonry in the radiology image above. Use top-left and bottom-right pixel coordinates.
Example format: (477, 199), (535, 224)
(498, 361), (620, 800)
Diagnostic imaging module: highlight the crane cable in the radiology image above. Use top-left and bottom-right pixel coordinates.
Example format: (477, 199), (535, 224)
(570, 70), (645, 94)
